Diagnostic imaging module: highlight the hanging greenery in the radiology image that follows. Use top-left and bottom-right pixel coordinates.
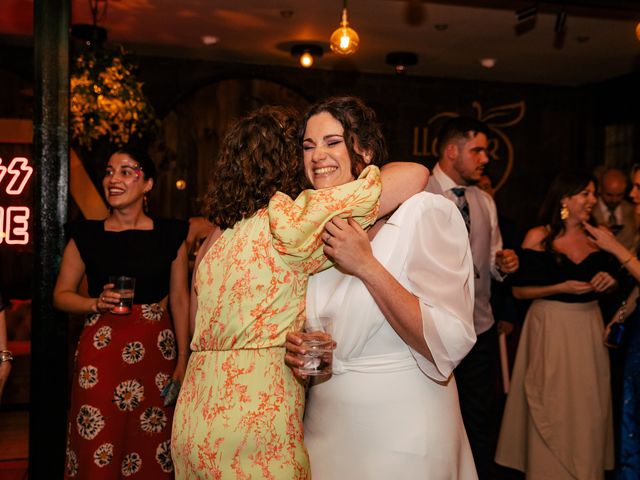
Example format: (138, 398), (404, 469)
(70, 46), (159, 150)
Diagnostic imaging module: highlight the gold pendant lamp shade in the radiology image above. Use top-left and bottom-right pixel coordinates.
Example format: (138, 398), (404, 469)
(330, 1), (359, 55)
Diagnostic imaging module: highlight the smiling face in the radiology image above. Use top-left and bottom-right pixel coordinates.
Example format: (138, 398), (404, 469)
(303, 111), (369, 189)
(103, 152), (153, 210)
(562, 180), (597, 223)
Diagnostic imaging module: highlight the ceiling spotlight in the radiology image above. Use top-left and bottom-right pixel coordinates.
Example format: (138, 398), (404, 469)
(554, 10), (567, 34)
(201, 35), (219, 46)
(514, 3), (537, 35)
(480, 57), (496, 69)
(330, 0), (360, 55)
(553, 10), (567, 49)
(515, 4), (537, 23)
(291, 44), (324, 68)
(385, 51), (418, 75)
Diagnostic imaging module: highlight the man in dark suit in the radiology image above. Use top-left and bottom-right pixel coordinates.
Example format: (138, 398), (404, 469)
(426, 116), (519, 480)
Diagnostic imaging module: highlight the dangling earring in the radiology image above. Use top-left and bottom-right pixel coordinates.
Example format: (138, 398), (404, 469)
(143, 194), (149, 213)
(560, 203), (569, 221)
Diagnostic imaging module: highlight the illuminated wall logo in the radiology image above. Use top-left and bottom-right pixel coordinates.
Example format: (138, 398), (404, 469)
(412, 101), (526, 191)
(0, 157), (33, 245)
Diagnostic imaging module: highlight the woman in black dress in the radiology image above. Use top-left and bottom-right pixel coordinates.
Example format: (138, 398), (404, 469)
(54, 147), (189, 479)
(495, 172), (616, 479)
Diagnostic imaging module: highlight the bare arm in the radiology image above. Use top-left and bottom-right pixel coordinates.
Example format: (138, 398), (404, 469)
(378, 162), (429, 218)
(513, 282), (593, 299)
(53, 240), (105, 314)
(169, 241), (190, 381)
(605, 286), (639, 342)
(189, 226), (223, 336)
(583, 222), (640, 281)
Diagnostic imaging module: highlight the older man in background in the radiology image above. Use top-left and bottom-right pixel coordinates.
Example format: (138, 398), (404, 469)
(593, 168), (636, 250)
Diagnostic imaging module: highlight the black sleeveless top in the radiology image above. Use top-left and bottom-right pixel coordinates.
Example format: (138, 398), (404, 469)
(512, 249), (619, 303)
(66, 219), (188, 304)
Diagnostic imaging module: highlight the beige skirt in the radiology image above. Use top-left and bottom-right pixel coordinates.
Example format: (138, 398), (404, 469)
(495, 300), (614, 480)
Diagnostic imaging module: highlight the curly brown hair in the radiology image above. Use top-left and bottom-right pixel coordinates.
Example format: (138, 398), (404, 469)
(300, 96), (388, 179)
(203, 105), (305, 229)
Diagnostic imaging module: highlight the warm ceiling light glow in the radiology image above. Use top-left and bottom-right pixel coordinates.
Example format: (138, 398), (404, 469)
(300, 52), (314, 68)
(636, 22), (640, 41)
(291, 44), (323, 68)
(480, 57), (496, 69)
(175, 179), (187, 190)
(330, 3), (359, 55)
(201, 35), (219, 46)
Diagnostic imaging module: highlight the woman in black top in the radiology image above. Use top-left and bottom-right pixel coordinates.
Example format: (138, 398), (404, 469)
(495, 172), (617, 480)
(54, 147), (189, 479)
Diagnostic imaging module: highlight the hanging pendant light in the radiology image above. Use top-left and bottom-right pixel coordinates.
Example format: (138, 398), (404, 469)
(330, 0), (360, 55)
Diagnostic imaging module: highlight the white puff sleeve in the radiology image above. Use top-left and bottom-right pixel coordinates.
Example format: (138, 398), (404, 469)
(405, 194), (476, 381)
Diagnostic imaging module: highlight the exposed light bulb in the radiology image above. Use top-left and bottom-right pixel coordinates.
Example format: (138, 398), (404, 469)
(175, 179), (187, 190)
(341, 33), (351, 50)
(300, 52), (314, 68)
(330, 7), (359, 55)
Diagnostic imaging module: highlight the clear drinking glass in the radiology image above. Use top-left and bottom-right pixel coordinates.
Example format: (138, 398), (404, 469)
(298, 316), (333, 376)
(108, 276), (136, 315)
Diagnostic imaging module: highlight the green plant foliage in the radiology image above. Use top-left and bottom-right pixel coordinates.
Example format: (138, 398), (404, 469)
(70, 46), (159, 150)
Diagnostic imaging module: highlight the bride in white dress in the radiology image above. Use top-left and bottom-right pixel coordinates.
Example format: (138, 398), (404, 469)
(287, 96), (479, 479)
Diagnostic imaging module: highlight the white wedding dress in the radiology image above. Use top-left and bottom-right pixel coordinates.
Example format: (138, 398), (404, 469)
(304, 192), (479, 480)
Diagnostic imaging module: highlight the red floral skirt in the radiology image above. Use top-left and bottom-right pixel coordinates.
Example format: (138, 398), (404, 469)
(65, 304), (177, 479)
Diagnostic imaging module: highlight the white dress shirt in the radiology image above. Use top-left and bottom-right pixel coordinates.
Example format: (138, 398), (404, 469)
(427, 163), (505, 334)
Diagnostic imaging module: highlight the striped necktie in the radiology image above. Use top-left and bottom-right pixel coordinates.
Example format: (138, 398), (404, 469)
(451, 187), (470, 233)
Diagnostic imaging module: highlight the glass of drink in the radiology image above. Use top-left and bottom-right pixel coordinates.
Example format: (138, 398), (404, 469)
(298, 316), (333, 376)
(108, 276), (135, 315)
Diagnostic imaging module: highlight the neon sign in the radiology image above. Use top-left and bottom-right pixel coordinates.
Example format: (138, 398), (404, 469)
(0, 157), (33, 245)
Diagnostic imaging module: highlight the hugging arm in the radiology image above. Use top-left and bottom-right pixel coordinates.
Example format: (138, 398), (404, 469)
(169, 241), (190, 382)
(378, 162), (429, 217)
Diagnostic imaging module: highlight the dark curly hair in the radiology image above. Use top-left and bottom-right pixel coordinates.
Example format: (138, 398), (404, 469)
(203, 105), (305, 229)
(539, 171), (597, 251)
(300, 96), (388, 179)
